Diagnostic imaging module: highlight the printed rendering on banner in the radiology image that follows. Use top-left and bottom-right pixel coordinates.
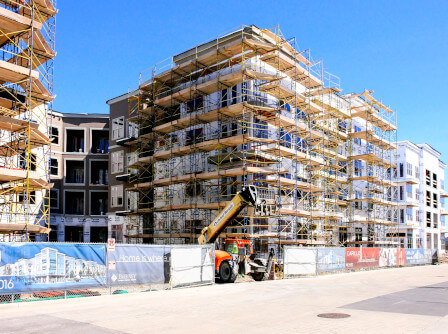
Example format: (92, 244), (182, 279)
(107, 245), (170, 286)
(345, 247), (379, 269)
(0, 243), (107, 293)
(397, 248), (405, 266)
(317, 247), (345, 272)
(379, 248), (397, 267)
(405, 249), (425, 265)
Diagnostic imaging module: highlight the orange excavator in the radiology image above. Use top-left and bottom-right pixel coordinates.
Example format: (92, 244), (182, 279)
(198, 186), (275, 283)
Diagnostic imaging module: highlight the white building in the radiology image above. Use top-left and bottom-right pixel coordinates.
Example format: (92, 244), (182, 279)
(396, 141), (446, 251)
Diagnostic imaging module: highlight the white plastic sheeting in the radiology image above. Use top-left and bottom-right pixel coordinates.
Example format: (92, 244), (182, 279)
(170, 245), (214, 288)
(283, 247), (317, 277)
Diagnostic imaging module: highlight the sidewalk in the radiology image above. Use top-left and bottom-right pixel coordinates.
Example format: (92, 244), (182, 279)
(1, 264), (447, 333)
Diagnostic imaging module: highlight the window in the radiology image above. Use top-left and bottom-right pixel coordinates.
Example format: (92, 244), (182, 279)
(399, 163), (404, 178)
(231, 85), (238, 105)
(50, 158), (58, 176)
(415, 166), (419, 178)
(426, 212), (431, 228)
(406, 207), (413, 221)
(406, 162), (412, 176)
(354, 160), (362, 177)
(19, 191), (36, 205)
(433, 213), (438, 228)
(112, 116), (125, 140)
(400, 209), (404, 223)
(90, 191), (108, 215)
(415, 189), (419, 201)
(354, 126), (361, 145)
(355, 228), (362, 242)
(186, 128), (203, 146)
(416, 210), (420, 222)
(91, 129), (109, 154)
(406, 184), (412, 198)
(186, 181), (202, 197)
(66, 129), (85, 152)
(433, 193), (438, 208)
(241, 82), (248, 102)
(90, 160), (108, 185)
(66, 160), (84, 184)
(220, 89), (228, 108)
(186, 96), (203, 113)
(19, 153), (37, 171)
(111, 185), (123, 207)
(111, 225), (123, 243)
(433, 173), (437, 188)
(50, 189), (58, 209)
(399, 186), (404, 201)
(111, 150), (124, 174)
(65, 191), (84, 215)
(50, 127), (59, 145)
(426, 170), (431, 186)
(426, 191), (431, 207)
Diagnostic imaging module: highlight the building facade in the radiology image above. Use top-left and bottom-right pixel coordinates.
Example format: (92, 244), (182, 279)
(106, 25), (401, 253)
(46, 112), (109, 243)
(396, 141), (446, 251)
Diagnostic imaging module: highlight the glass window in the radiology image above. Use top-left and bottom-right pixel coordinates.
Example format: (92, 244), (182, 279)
(112, 116), (125, 140)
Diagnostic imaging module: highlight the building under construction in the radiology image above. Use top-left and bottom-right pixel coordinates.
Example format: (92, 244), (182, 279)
(107, 25), (398, 252)
(0, 1), (56, 241)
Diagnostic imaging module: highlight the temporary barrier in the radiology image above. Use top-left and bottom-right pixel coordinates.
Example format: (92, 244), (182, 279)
(283, 247), (437, 279)
(317, 247), (345, 273)
(107, 244), (170, 286)
(405, 249), (425, 265)
(170, 245), (214, 288)
(0, 242), (214, 303)
(379, 248), (397, 267)
(345, 247), (379, 269)
(283, 247), (317, 277)
(0, 243), (106, 294)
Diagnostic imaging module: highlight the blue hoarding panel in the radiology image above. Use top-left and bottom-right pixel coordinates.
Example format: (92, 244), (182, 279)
(405, 249), (425, 265)
(0, 243), (107, 293)
(107, 245), (170, 286)
(317, 247), (345, 272)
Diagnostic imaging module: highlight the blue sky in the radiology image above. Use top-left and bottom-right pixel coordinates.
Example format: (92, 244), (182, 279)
(54, 1), (448, 159)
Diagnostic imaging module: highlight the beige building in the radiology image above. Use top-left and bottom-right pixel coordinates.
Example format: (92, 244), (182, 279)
(47, 112), (109, 242)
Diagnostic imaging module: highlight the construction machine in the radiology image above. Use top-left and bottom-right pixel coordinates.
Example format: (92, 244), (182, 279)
(198, 185), (275, 283)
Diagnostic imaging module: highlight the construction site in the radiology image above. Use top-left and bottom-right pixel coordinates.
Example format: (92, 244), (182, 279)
(0, 0), (56, 242)
(119, 25), (399, 253)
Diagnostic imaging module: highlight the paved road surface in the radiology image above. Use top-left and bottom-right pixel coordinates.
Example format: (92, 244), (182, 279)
(1, 264), (448, 333)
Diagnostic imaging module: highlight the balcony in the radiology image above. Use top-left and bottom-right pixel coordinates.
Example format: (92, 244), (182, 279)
(90, 160), (108, 185)
(91, 129), (109, 154)
(65, 160), (84, 184)
(66, 129), (85, 153)
(90, 191), (108, 216)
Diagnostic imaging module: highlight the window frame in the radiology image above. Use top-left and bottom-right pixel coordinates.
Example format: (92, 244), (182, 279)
(63, 189), (85, 216)
(111, 150), (124, 174)
(64, 158), (86, 186)
(112, 116), (125, 140)
(111, 185), (124, 208)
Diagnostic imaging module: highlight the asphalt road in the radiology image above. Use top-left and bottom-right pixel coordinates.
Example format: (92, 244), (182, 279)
(1, 264), (448, 333)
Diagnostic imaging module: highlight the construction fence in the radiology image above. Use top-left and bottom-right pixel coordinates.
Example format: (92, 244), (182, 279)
(283, 247), (439, 278)
(0, 243), (214, 304)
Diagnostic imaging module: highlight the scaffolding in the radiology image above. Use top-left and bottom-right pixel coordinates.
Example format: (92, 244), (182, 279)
(123, 25), (397, 252)
(346, 89), (399, 246)
(0, 0), (56, 241)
